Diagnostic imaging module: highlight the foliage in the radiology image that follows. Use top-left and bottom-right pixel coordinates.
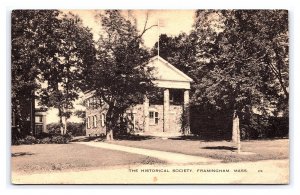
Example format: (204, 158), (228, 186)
(74, 110), (86, 120)
(11, 10), (61, 135)
(13, 134), (72, 145)
(190, 10), (288, 117)
(11, 10), (96, 135)
(47, 122), (85, 136)
(40, 137), (52, 144)
(47, 123), (62, 135)
(151, 33), (197, 74)
(17, 135), (37, 145)
(38, 12), (96, 134)
(51, 135), (71, 144)
(67, 122), (86, 136)
(154, 10), (289, 138)
(87, 11), (156, 139)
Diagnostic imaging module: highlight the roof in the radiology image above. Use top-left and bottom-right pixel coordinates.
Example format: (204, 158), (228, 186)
(146, 56), (193, 82)
(83, 56), (193, 98)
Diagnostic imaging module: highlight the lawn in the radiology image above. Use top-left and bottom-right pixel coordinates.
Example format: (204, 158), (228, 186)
(11, 143), (165, 174)
(108, 136), (289, 163)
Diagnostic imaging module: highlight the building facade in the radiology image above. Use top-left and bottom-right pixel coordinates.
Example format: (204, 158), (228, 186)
(84, 56), (193, 136)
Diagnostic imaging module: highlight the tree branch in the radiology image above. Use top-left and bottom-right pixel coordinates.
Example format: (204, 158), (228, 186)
(138, 12), (158, 38)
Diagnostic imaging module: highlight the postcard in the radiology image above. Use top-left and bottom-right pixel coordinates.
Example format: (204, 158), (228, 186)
(11, 9), (289, 184)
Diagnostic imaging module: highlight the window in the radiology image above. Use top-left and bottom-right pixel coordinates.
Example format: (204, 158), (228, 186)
(101, 113), (106, 127)
(35, 115), (43, 123)
(87, 117), (91, 129)
(92, 97), (96, 109)
(149, 111), (159, 125)
(93, 115), (97, 128)
(155, 112), (159, 124)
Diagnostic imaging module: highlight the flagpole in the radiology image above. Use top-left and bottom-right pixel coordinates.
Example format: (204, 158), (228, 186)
(158, 19), (160, 57)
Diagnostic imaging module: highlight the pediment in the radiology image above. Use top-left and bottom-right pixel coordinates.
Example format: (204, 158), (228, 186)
(146, 56), (193, 83)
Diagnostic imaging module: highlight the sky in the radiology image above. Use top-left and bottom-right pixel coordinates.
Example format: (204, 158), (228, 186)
(69, 10), (196, 48)
(46, 10), (196, 124)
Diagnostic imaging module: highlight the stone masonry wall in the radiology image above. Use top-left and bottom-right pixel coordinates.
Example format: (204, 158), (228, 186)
(86, 105), (108, 136)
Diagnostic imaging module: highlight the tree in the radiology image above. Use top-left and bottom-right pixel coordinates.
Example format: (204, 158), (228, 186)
(151, 33), (197, 74)
(147, 10), (288, 142)
(88, 10), (156, 140)
(38, 12), (96, 135)
(190, 10), (288, 147)
(11, 10), (61, 136)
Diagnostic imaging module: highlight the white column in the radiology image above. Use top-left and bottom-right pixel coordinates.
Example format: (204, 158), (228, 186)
(183, 90), (190, 134)
(143, 95), (149, 132)
(42, 115), (47, 133)
(163, 89), (170, 132)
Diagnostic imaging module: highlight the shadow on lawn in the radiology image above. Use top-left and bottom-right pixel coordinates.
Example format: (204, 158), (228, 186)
(72, 134), (155, 142)
(202, 146), (237, 151)
(169, 135), (231, 142)
(12, 152), (34, 157)
(114, 134), (155, 141)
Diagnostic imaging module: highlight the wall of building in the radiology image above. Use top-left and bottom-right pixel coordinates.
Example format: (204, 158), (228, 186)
(86, 105), (107, 136)
(169, 105), (183, 133)
(148, 104), (164, 132)
(126, 104), (144, 132)
(85, 102), (184, 136)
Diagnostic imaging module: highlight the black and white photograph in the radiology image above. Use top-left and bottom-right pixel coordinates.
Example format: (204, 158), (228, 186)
(10, 9), (289, 184)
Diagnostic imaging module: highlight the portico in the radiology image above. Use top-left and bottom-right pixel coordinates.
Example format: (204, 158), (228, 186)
(142, 56), (193, 135)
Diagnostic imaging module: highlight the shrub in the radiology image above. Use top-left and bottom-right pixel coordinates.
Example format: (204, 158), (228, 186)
(47, 122), (85, 136)
(64, 132), (73, 141)
(51, 135), (65, 144)
(51, 135), (71, 144)
(67, 122), (85, 136)
(47, 123), (61, 135)
(23, 135), (37, 145)
(40, 137), (51, 144)
(14, 139), (25, 145)
(36, 132), (51, 139)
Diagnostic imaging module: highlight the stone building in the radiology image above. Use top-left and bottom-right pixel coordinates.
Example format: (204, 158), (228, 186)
(83, 56), (193, 136)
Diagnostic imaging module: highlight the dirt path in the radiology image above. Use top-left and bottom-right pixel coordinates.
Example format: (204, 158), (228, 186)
(76, 142), (219, 164)
(12, 159), (289, 184)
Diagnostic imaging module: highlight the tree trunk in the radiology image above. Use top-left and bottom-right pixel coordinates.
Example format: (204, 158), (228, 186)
(30, 90), (35, 136)
(232, 110), (241, 153)
(63, 116), (67, 135)
(106, 106), (115, 141)
(106, 129), (114, 140)
(58, 107), (65, 135)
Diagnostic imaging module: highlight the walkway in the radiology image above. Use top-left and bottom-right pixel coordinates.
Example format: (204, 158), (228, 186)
(76, 141), (219, 164)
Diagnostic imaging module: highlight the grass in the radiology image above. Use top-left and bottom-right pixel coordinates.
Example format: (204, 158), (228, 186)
(11, 143), (166, 174)
(108, 136), (289, 163)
